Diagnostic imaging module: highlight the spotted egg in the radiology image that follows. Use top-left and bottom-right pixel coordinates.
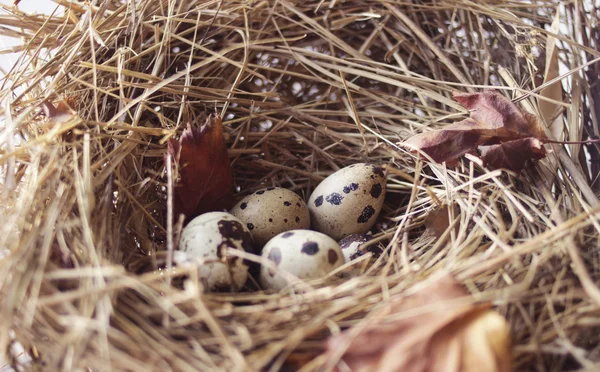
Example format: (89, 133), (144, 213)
(339, 234), (384, 263)
(175, 212), (251, 292)
(308, 164), (386, 240)
(231, 187), (310, 248)
(259, 230), (343, 291)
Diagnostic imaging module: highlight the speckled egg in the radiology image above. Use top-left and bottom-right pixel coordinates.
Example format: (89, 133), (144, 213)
(175, 212), (252, 292)
(339, 234), (383, 263)
(231, 187), (310, 247)
(308, 164), (387, 240)
(259, 230), (344, 290)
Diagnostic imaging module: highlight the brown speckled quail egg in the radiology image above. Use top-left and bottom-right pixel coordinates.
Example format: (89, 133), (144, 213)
(308, 164), (387, 240)
(175, 212), (252, 292)
(339, 234), (383, 263)
(259, 230), (344, 290)
(231, 187), (310, 247)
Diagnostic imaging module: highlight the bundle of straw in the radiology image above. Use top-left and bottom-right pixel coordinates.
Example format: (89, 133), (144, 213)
(0, 1), (599, 370)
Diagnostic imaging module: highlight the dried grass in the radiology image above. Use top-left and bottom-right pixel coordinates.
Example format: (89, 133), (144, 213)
(1, 0), (599, 371)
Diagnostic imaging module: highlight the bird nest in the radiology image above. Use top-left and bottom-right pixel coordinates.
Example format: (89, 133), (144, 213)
(1, 1), (600, 371)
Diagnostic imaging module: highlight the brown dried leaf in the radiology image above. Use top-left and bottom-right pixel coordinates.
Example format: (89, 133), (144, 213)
(404, 91), (550, 172)
(167, 114), (233, 223)
(41, 99), (77, 127)
(480, 138), (547, 173)
(403, 118), (494, 163)
(424, 203), (458, 239)
(453, 91), (546, 140)
(324, 275), (511, 372)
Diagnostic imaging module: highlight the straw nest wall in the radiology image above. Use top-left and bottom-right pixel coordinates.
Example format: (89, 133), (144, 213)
(1, 0), (600, 370)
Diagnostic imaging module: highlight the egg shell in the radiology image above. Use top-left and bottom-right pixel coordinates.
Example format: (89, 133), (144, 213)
(308, 164), (386, 240)
(338, 234), (383, 263)
(175, 212), (251, 292)
(231, 187), (310, 248)
(260, 230), (344, 290)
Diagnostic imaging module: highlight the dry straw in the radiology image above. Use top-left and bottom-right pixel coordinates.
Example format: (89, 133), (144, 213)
(1, 0), (599, 371)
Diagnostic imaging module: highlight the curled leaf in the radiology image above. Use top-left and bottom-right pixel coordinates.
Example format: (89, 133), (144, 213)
(404, 91), (550, 173)
(403, 119), (494, 163)
(453, 91), (546, 140)
(479, 138), (546, 173)
(167, 114), (233, 223)
(324, 275), (512, 372)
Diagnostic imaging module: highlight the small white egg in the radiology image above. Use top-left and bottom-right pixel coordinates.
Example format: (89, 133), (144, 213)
(338, 234), (383, 263)
(175, 212), (252, 292)
(308, 164), (387, 240)
(231, 187), (310, 247)
(260, 230), (343, 290)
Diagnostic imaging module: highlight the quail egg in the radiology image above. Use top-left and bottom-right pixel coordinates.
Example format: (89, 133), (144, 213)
(308, 164), (387, 240)
(259, 229), (343, 290)
(231, 187), (310, 247)
(339, 234), (383, 263)
(175, 212), (252, 292)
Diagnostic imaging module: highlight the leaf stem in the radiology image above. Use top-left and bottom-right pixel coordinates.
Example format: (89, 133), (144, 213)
(542, 138), (600, 145)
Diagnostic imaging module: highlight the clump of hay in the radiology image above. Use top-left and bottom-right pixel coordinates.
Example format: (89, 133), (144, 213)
(1, 1), (600, 370)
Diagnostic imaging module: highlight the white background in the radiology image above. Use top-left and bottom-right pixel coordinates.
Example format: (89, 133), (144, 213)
(0, 0), (58, 74)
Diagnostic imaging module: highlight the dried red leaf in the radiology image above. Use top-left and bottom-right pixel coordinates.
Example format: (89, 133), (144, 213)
(424, 204), (459, 239)
(453, 91), (546, 140)
(167, 114), (233, 223)
(480, 138), (546, 173)
(403, 119), (494, 163)
(404, 91), (550, 173)
(324, 275), (511, 372)
(41, 99), (77, 126)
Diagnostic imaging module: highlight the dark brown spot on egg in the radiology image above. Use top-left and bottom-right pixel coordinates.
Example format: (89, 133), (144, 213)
(216, 243), (227, 260)
(357, 206), (375, 223)
(268, 247), (282, 265)
(295, 216), (300, 223)
(301, 241), (319, 255)
(284, 219), (288, 223)
(256, 190), (265, 195)
(314, 195), (323, 207)
(370, 184), (382, 198)
(326, 192), (343, 205)
(328, 249), (338, 265)
(282, 232), (294, 238)
(219, 219), (247, 239)
(296, 202), (301, 207)
(240, 202), (247, 210)
(284, 201), (291, 206)
(269, 218), (273, 222)
(343, 183), (359, 194)
(218, 219), (254, 253)
(372, 166), (385, 177)
(247, 223), (254, 230)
